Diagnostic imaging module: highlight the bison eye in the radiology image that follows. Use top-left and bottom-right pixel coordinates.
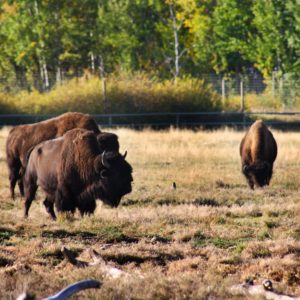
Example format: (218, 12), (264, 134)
(100, 169), (109, 179)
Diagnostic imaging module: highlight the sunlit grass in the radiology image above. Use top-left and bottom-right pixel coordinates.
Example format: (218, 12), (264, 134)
(0, 127), (299, 299)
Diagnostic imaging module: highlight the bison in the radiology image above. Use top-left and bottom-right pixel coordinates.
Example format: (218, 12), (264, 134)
(24, 128), (132, 219)
(6, 112), (101, 199)
(240, 120), (277, 189)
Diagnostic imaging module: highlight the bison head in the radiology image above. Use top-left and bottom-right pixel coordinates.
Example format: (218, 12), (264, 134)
(243, 161), (272, 187)
(94, 151), (133, 207)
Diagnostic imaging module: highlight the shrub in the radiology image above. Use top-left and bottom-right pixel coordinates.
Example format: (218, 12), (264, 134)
(0, 72), (222, 115)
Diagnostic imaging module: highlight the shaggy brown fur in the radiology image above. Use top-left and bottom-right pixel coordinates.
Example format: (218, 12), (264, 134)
(97, 132), (119, 153)
(240, 120), (277, 189)
(6, 112), (100, 199)
(24, 128), (132, 219)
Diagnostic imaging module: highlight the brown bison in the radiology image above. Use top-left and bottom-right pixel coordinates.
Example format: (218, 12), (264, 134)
(24, 128), (132, 219)
(240, 120), (277, 189)
(6, 112), (101, 199)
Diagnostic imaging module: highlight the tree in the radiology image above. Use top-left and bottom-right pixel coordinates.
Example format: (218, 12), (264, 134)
(211, 0), (255, 74)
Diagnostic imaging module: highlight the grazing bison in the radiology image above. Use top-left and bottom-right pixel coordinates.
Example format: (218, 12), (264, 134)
(240, 120), (277, 189)
(6, 112), (100, 199)
(24, 128), (132, 219)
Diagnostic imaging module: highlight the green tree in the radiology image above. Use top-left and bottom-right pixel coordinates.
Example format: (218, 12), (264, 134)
(211, 0), (255, 74)
(253, 0), (300, 77)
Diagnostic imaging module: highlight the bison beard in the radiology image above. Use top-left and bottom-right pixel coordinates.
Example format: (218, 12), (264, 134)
(6, 112), (101, 199)
(24, 128), (132, 219)
(240, 120), (277, 189)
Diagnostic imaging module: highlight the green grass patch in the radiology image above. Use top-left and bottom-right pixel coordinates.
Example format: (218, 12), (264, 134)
(190, 232), (252, 250)
(220, 255), (242, 265)
(0, 227), (15, 243)
(1, 202), (14, 211)
(291, 229), (300, 240)
(252, 248), (272, 259)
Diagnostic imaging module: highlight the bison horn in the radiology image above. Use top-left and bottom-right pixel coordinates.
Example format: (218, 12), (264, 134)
(123, 151), (127, 159)
(101, 151), (111, 168)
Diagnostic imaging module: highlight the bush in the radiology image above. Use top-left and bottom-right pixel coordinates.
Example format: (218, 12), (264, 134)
(0, 72), (221, 115)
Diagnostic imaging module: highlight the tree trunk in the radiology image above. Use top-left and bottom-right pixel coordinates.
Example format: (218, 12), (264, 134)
(99, 56), (108, 113)
(169, 5), (180, 84)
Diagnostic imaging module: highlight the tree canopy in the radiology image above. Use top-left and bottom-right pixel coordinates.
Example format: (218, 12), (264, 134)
(0, 0), (299, 84)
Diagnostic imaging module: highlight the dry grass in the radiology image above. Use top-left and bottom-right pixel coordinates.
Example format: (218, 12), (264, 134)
(0, 127), (300, 299)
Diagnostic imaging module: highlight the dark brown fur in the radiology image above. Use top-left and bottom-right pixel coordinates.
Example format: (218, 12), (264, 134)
(24, 129), (132, 219)
(6, 112), (100, 199)
(240, 120), (277, 189)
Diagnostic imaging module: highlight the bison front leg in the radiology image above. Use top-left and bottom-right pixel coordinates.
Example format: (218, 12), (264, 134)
(77, 196), (96, 217)
(246, 176), (254, 190)
(55, 186), (76, 214)
(43, 197), (56, 220)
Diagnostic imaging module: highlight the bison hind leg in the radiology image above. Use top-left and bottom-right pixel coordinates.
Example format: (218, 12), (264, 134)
(18, 179), (25, 197)
(43, 197), (56, 220)
(17, 166), (25, 197)
(24, 182), (38, 218)
(8, 164), (21, 200)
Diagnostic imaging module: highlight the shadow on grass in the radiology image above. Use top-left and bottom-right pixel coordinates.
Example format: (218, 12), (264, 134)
(182, 231), (253, 250)
(121, 198), (152, 207)
(192, 198), (220, 207)
(0, 256), (13, 267)
(41, 228), (139, 244)
(104, 252), (184, 266)
(215, 180), (246, 189)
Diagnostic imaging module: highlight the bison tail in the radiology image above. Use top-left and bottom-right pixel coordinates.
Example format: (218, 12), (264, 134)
(25, 146), (35, 165)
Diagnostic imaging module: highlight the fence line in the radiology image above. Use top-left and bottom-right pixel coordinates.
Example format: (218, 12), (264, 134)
(1, 112), (300, 128)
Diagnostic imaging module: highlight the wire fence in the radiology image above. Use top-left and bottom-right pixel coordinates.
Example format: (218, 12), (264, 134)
(1, 71), (300, 107)
(2, 71), (300, 127)
(1, 112), (300, 128)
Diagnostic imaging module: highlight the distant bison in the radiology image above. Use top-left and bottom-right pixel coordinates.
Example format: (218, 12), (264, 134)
(6, 112), (101, 199)
(240, 120), (277, 189)
(24, 128), (132, 219)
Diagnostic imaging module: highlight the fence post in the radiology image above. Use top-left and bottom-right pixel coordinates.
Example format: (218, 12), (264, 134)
(221, 78), (226, 103)
(272, 71), (275, 99)
(176, 114), (180, 128)
(99, 56), (108, 113)
(108, 115), (112, 127)
(240, 78), (244, 112)
(240, 77), (246, 127)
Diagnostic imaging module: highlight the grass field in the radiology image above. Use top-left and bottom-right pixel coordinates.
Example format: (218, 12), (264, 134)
(0, 127), (299, 299)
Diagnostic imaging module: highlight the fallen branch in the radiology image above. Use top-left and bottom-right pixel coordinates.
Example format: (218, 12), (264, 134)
(61, 246), (128, 279)
(230, 279), (300, 300)
(44, 279), (101, 300)
(16, 279), (101, 300)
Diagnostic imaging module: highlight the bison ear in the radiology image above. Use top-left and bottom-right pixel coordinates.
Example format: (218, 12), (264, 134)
(243, 164), (251, 174)
(100, 169), (109, 179)
(94, 155), (103, 174)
